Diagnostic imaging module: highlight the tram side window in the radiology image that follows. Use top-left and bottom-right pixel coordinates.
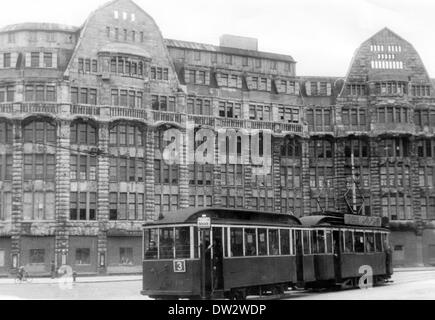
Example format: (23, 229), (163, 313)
(317, 230), (326, 254)
(175, 227), (190, 259)
(325, 230), (333, 254)
(375, 233), (383, 252)
(354, 232), (365, 253)
(159, 228), (174, 259)
(258, 229), (268, 256)
(245, 229), (257, 256)
(311, 231), (318, 254)
(303, 230), (310, 255)
(344, 230), (354, 253)
(269, 229), (280, 255)
(280, 229), (290, 255)
(194, 227), (199, 258)
(144, 229), (158, 260)
(230, 228), (243, 257)
(365, 232), (375, 253)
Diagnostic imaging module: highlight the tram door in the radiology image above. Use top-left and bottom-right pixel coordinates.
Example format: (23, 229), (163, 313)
(332, 230), (342, 282)
(204, 227), (224, 295)
(294, 230), (304, 282)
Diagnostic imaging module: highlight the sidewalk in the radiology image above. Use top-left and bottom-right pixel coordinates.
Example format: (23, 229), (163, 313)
(394, 267), (435, 272)
(0, 274), (142, 285)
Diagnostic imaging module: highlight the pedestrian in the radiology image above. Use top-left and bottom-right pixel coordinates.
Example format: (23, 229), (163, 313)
(50, 260), (56, 279)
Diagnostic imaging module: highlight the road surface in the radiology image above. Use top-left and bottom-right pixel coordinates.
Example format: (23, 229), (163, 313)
(0, 270), (435, 300)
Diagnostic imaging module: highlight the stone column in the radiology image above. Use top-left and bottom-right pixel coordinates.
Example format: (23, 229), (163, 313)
(369, 138), (382, 217)
(334, 138), (347, 212)
(10, 120), (23, 272)
(272, 137), (283, 213)
(97, 123), (110, 274)
(301, 138), (311, 217)
(144, 129), (155, 220)
(212, 136), (222, 207)
(409, 137), (423, 234)
(55, 120), (71, 268)
(243, 165), (253, 209)
(178, 128), (190, 209)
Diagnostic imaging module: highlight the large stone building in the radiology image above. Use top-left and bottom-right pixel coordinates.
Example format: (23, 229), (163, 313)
(0, 0), (434, 276)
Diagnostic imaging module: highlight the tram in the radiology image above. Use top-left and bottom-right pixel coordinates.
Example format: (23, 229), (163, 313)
(141, 208), (392, 300)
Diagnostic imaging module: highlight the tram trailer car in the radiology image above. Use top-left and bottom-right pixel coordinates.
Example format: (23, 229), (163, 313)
(141, 208), (302, 300)
(300, 212), (393, 288)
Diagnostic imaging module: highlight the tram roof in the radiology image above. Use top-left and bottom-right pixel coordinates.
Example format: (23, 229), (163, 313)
(300, 211), (389, 229)
(144, 208), (302, 227)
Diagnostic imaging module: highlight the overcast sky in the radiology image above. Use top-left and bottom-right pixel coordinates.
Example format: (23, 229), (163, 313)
(1, 0), (435, 77)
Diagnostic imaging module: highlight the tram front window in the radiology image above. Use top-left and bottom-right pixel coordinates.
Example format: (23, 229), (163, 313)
(144, 229), (159, 260)
(269, 230), (279, 255)
(245, 229), (257, 256)
(159, 228), (175, 259)
(344, 230), (353, 253)
(303, 230), (310, 255)
(365, 232), (375, 253)
(258, 229), (267, 256)
(355, 232), (365, 253)
(280, 229), (290, 255)
(175, 227), (190, 259)
(375, 233), (383, 252)
(230, 228), (243, 257)
(317, 230), (325, 254)
(325, 230), (332, 254)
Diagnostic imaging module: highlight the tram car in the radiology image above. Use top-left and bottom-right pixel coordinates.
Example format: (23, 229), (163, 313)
(299, 212), (393, 288)
(141, 208), (392, 300)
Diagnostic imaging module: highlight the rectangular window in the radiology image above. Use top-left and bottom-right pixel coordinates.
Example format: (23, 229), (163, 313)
(4, 53), (11, 68)
(44, 52), (53, 68)
(120, 248), (133, 265)
(29, 249), (45, 264)
(31, 52), (40, 68)
(75, 248), (91, 265)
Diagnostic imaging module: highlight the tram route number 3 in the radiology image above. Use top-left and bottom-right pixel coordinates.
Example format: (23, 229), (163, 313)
(174, 260), (186, 273)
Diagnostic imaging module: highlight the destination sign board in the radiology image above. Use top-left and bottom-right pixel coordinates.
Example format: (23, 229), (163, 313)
(344, 214), (382, 227)
(197, 215), (211, 229)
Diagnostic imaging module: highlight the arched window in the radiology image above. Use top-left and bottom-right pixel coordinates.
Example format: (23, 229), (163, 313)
(0, 121), (13, 144)
(281, 138), (301, 158)
(70, 121), (97, 145)
(309, 139), (333, 159)
(23, 120), (56, 144)
(109, 123), (145, 147)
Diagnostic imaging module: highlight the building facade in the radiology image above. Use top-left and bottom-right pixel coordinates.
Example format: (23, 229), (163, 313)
(0, 0), (434, 276)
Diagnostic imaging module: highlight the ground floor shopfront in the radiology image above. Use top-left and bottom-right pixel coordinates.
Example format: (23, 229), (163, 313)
(0, 236), (143, 276)
(1, 230), (435, 276)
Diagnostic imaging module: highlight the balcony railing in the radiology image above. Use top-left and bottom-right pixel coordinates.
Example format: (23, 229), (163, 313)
(0, 103), (305, 135)
(187, 115), (215, 126)
(71, 104), (101, 116)
(111, 107), (147, 120)
(216, 118), (245, 128)
(21, 102), (59, 114)
(0, 103), (13, 113)
(153, 111), (182, 124)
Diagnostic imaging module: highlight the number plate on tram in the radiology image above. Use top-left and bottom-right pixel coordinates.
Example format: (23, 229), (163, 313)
(174, 260), (186, 273)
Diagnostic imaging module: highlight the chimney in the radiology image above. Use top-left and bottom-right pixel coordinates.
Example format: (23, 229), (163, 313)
(219, 34), (258, 51)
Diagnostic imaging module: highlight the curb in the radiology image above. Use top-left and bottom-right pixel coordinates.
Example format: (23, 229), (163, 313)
(0, 277), (142, 285)
(393, 268), (435, 273)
